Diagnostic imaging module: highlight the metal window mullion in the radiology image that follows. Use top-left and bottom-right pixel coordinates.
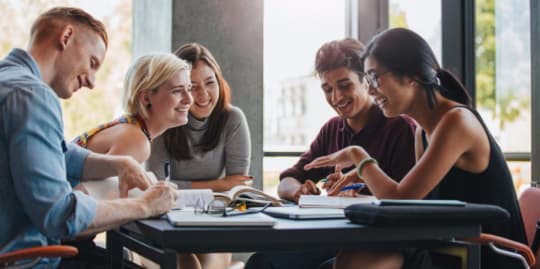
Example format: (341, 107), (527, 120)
(531, 0), (540, 187)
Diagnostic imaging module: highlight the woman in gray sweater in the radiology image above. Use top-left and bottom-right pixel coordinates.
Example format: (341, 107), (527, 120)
(147, 42), (251, 269)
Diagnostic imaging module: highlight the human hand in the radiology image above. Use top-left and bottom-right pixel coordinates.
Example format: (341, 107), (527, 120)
(218, 175), (254, 192)
(292, 179), (321, 203)
(304, 146), (367, 172)
(115, 156), (153, 198)
(321, 165), (345, 190)
(327, 172), (361, 196)
(140, 181), (177, 217)
(334, 186), (361, 197)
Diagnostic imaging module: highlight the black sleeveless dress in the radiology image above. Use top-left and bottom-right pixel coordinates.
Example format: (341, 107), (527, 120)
(422, 106), (526, 269)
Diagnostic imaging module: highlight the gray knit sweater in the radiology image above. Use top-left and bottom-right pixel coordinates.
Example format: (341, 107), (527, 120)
(147, 105), (251, 189)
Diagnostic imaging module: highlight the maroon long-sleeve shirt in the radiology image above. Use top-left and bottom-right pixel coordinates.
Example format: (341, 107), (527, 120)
(280, 105), (416, 183)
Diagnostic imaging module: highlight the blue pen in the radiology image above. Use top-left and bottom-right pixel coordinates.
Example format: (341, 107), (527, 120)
(339, 183), (365, 192)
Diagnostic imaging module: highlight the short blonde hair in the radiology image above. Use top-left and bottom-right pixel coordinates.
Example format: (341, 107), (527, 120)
(31, 7), (108, 48)
(123, 53), (191, 118)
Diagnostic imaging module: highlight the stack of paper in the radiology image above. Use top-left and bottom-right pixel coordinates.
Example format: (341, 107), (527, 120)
(81, 176), (213, 209)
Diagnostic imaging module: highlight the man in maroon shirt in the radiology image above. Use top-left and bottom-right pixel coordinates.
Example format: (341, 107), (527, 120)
(278, 38), (416, 203)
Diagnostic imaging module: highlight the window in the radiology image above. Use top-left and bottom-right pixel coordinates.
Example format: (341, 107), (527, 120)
(475, 0), (531, 191)
(389, 0), (442, 62)
(263, 0), (347, 194)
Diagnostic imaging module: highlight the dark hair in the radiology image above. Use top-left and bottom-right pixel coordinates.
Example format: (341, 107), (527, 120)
(163, 43), (231, 160)
(31, 7), (108, 48)
(315, 38), (365, 78)
(363, 28), (471, 108)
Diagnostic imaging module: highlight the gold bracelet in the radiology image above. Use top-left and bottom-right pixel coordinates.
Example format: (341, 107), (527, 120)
(356, 157), (378, 180)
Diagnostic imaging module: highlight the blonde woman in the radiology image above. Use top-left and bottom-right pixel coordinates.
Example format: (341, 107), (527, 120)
(73, 53), (196, 268)
(74, 53), (193, 165)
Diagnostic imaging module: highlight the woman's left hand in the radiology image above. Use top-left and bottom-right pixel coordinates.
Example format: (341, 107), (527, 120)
(218, 175), (253, 191)
(304, 146), (367, 171)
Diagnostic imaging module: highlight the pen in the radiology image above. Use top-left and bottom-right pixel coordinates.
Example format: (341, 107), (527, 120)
(320, 178), (328, 183)
(339, 183), (365, 192)
(164, 160), (171, 182)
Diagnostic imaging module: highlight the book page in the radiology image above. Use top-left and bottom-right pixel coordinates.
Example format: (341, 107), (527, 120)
(298, 194), (379, 209)
(175, 189), (213, 209)
(223, 185), (282, 206)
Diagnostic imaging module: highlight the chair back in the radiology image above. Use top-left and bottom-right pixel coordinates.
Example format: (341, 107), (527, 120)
(519, 187), (540, 247)
(519, 187), (540, 269)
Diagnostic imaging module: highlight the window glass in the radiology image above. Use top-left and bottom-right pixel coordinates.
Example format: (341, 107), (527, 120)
(476, 0), (531, 152)
(389, 0), (442, 62)
(0, 0), (131, 140)
(263, 0), (346, 193)
(475, 0), (531, 191)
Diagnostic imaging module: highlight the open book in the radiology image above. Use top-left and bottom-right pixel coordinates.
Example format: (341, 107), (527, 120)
(214, 185), (283, 207)
(298, 194), (379, 209)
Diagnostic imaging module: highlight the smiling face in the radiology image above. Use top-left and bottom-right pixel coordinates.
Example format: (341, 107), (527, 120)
(51, 26), (106, 99)
(364, 56), (415, 117)
(146, 69), (193, 128)
(189, 61), (219, 120)
(320, 67), (371, 122)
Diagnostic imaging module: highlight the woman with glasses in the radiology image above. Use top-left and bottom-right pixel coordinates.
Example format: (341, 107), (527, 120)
(245, 38), (417, 269)
(147, 43), (251, 269)
(305, 28), (526, 269)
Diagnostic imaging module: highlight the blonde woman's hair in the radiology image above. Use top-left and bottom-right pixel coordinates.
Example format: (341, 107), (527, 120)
(123, 53), (190, 118)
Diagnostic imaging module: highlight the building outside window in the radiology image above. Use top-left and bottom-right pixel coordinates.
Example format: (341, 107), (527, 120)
(263, 0), (346, 194)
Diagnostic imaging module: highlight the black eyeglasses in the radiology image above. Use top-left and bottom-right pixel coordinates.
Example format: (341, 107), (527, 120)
(363, 70), (391, 89)
(194, 198), (270, 217)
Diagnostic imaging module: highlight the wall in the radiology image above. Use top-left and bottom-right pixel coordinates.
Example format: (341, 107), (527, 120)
(133, 0), (264, 188)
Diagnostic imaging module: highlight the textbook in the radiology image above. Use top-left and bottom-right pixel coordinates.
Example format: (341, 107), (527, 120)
(214, 185), (283, 207)
(298, 194), (379, 209)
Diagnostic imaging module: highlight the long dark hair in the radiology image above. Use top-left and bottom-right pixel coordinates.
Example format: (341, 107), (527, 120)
(362, 28), (471, 108)
(163, 43), (231, 160)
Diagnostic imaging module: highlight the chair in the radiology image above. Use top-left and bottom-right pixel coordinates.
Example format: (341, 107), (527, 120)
(463, 187), (540, 269)
(0, 245), (78, 269)
(518, 187), (540, 269)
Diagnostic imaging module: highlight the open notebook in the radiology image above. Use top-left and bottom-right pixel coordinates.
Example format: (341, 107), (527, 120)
(166, 208), (276, 227)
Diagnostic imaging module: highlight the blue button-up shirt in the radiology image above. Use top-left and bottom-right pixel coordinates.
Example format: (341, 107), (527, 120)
(0, 49), (97, 267)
